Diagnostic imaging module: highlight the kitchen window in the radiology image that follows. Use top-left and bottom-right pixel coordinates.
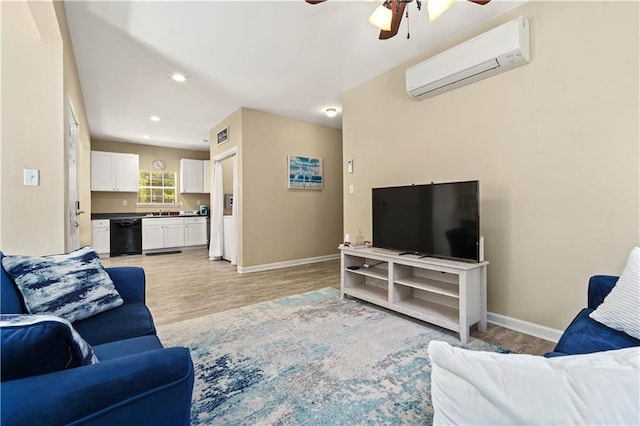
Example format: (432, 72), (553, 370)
(138, 171), (177, 205)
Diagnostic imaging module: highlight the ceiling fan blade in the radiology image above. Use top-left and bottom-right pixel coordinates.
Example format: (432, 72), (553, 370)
(305, 0), (327, 4)
(378, 0), (406, 40)
(467, 0), (491, 5)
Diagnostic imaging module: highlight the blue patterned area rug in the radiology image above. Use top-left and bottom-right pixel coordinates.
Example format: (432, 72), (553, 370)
(158, 287), (508, 425)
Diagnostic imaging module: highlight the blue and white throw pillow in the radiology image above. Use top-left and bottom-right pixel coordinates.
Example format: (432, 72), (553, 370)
(1, 314), (98, 381)
(1, 246), (123, 323)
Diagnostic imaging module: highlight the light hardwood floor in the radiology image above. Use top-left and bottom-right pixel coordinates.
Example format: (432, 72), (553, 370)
(101, 249), (555, 355)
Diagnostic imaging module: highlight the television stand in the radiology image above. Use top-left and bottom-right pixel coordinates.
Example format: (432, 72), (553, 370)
(340, 247), (488, 344)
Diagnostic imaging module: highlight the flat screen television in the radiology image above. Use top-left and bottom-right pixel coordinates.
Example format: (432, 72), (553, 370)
(372, 180), (479, 262)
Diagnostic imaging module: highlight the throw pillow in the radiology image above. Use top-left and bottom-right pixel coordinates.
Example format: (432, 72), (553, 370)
(589, 246), (640, 339)
(428, 340), (639, 425)
(1, 246), (123, 323)
(1, 314), (98, 381)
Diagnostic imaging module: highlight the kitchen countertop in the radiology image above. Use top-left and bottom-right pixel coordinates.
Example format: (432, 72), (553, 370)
(91, 212), (208, 220)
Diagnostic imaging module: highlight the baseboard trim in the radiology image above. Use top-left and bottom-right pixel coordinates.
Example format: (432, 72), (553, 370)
(487, 311), (563, 343)
(238, 254), (340, 274)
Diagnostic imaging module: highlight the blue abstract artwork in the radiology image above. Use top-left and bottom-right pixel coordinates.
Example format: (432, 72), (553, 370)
(288, 155), (323, 190)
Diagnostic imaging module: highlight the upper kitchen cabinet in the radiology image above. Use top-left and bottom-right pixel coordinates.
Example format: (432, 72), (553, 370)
(91, 151), (139, 192)
(180, 158), (207, 193)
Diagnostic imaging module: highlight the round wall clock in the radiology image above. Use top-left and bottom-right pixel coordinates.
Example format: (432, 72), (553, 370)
(152, 159), (166, 171)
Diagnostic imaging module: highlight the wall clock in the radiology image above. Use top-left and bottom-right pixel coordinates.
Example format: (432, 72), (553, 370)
(152, 159), (166, 171)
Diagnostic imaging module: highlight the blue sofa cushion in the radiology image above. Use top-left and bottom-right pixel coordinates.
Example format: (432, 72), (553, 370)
(1, 247), (123, 323)
(553, 308), (640, 355)
(73, 302), (156, 346)
(1, 314), (98, 381)
(1, 252), (28, 314)
(93, 335), (164, 361)
(1, 347), (194, 426)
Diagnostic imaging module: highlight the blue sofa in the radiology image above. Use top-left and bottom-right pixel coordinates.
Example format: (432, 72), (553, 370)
(0, 251), (195, 425)
(546, 275), (640, 357)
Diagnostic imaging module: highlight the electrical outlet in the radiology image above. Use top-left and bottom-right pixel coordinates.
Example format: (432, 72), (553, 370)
(196, 200), (200, 205)
(122, 200), (127, 206)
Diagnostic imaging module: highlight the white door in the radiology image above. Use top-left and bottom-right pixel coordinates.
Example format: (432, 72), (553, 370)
(66, 101), (81, 252)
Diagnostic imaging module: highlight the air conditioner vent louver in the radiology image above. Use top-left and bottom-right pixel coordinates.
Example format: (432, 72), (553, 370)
(406, 16), (530, 100)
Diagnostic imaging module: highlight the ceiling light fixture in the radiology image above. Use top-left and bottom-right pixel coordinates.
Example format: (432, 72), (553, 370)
(325, 108), (338, 118)
(361, 0), (491, 40)
(149, 115), (161, 122)
(306, 0), (492, 40)
(143, 135), (150, 139)
(368, 4), (393, 31)
(427, 0), (455, 22)
(172, 73), (186, 82)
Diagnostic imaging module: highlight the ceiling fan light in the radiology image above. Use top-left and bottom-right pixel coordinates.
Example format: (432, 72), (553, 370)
(427, 0), (455, 22)
(171, 73), (186, 82)
(368, 4), (393, 31)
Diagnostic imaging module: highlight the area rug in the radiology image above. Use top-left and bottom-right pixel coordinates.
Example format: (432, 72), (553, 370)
(158, 287), (509, 425)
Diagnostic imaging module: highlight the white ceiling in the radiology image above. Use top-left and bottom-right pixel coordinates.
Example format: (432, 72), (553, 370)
(65, 0), (526, 151)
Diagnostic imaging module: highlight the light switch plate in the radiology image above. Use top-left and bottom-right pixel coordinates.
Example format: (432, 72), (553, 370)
(23, 169), (39, 186)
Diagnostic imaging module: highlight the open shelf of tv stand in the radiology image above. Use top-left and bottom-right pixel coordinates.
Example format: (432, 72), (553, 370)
(340, 247), (488, 344)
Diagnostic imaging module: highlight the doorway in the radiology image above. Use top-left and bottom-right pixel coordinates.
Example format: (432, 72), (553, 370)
(209, 147), (238, 266)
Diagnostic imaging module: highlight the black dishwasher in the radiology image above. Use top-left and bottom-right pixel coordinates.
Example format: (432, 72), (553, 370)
(110, 218), (142, 256)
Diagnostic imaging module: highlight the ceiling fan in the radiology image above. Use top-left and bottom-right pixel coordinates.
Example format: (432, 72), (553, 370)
(306, 0), (491, 40)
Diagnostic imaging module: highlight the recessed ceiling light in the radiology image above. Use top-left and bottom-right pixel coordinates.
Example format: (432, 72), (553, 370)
(149, 115), (161, 122)
(143, 135), (150, 139)
(325, 108), (338, 118)
(172, 73), (186, 82)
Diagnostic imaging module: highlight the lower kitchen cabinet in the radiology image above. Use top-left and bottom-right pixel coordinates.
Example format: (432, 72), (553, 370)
(92, 220), (110, 255)
(142, 216), (207, 251)
(142, 218), (185, 250)
(184, 217), (208, 246)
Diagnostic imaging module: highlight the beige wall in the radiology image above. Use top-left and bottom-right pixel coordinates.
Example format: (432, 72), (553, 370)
(1, 1), (65, 255)
(53, 1), (92, 248)
(91, 139), (209, 214)
(343, 1), (639, 330)
(210, 108), (343, 268)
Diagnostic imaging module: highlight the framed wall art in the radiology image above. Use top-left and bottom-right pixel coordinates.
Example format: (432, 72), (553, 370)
(287, 155), (323, 190)
(217, 127), (229, 145)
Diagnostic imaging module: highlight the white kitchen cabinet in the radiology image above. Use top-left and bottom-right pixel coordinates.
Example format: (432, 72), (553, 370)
(165, 221), (186, 247)
(180, 159), (204, 193)
(142, 218), (185, 250)
(184, 217), (208, 246)
(203, 160), (211, 194)
(91, 220), (110, 255)
(91, 151), (139, 192)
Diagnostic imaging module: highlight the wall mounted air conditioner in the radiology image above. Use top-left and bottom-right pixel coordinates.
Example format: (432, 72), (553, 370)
(406, 16), (530, 100)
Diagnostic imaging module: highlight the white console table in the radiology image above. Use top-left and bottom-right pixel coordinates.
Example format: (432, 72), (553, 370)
(340, 247), (488, 344)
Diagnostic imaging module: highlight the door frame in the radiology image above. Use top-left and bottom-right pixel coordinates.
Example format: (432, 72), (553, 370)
(211, 146), (238, 266)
